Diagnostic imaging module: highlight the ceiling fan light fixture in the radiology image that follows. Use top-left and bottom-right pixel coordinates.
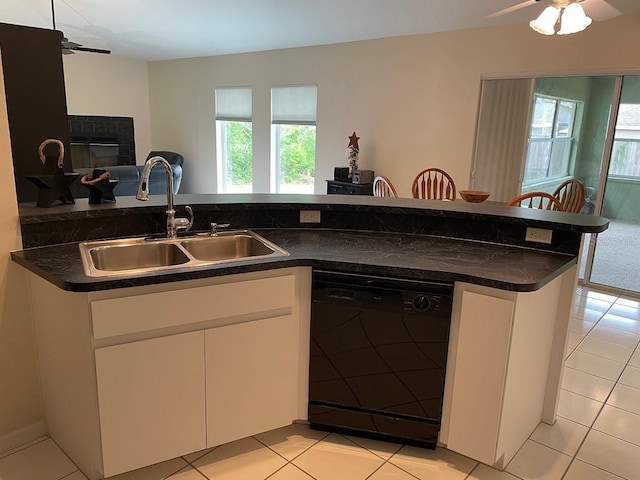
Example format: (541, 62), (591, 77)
(529, 6), (561, 35)
(558, 2), (593, 34)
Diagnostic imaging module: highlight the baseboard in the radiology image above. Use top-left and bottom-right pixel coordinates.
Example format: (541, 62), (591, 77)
(0, 422), (47, 456)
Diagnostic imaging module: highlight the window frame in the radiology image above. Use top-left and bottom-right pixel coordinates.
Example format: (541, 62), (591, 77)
(214, 87), (253, 193)
(608, 103), (640, 180)
(270, 85), (318, 194)
(523, 94), (580, 187)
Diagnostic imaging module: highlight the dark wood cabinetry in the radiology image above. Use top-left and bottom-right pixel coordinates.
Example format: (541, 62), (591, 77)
(0, 23), (71, 203)
(326, 180), (373, 196)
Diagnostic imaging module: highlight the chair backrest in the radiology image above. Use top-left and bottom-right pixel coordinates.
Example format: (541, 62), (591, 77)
(146, 150), (184, 167)
(507, 191), (564, 211)
(373, 176), (398, 198)
(553, 179), (585, 213)
(411, 168), (456, 200)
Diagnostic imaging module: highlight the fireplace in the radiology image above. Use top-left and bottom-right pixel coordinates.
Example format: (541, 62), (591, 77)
(70, 141), (120, 168)
(68, 115), (135, 169)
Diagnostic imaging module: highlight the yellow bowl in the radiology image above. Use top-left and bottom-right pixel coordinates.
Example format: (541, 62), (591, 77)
(459, 190), (490, 203)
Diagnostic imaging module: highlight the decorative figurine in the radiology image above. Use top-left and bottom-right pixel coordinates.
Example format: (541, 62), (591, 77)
(80, 169), (118, 204)
(346, 131), (360, 179)
(25, 138), (79, 207)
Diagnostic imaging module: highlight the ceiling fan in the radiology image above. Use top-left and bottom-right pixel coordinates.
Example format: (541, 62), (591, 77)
(488, 0), (621, 21)
(50, 0), (110, 55)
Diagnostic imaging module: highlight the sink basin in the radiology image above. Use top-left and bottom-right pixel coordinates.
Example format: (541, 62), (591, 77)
(89, 242), (190, 272)
(79, 230), (289, 277)
(181, 234), (275, 261)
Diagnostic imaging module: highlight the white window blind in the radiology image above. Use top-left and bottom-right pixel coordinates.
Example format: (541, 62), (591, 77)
(470, 78), (534, 202)
(215, 87), (252, 122)
(271, 85), (317, 125)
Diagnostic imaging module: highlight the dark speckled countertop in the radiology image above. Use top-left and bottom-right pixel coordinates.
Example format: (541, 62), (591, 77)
(14, 194), (604, 293)
(11, 228), (576, 293)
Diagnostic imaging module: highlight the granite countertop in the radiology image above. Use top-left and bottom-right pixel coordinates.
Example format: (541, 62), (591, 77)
(19, 193), (609, 233)
(11, 228), (576, 293)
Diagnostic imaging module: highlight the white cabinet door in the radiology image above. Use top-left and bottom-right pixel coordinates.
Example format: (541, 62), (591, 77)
(95, 331), (206, 477)
(446, 290), (514, 466)
(206, 315), (296, 447)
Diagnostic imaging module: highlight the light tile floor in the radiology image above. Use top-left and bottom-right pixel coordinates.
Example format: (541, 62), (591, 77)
(2, 286), (640, 480)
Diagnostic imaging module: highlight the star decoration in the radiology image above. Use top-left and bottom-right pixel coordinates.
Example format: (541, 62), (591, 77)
(348, 132), (360, 151)
(26, 172), (79, 207)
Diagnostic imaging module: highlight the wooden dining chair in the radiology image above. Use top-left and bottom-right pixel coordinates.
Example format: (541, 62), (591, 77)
(552, 179), (585, 214)
(411, 168), (456, 200)
(372, 176), (398, 198)
(507, 191), (564, 211)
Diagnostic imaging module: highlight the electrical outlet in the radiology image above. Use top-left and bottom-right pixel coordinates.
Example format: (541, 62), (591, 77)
(525, 227), (553, 244)
(300, 210), (321, 223)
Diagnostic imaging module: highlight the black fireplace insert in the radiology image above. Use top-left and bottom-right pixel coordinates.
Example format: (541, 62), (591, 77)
(68, 115), (135, 169)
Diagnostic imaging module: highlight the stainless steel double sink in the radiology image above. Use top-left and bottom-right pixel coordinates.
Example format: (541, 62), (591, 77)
(79, 230), (289, 277)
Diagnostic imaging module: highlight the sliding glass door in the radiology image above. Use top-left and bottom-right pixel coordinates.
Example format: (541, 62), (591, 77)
(517, 75), (640, 295)
(587, 76), (640, 294)
(473, 74), (640, 295)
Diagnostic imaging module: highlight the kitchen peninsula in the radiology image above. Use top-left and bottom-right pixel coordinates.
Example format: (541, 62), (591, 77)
(12, 194), (607, 479)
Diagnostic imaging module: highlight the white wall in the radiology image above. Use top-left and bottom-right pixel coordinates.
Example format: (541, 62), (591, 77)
(63, 53), (152, 165)
(0, 53), (44, 451)
(147, 14), (640, 197)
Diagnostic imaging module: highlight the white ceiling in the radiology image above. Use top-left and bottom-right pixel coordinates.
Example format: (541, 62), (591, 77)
(1, 0), (639, 62)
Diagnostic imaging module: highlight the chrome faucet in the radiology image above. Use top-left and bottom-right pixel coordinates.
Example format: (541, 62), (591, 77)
(136, 156), (193, 239)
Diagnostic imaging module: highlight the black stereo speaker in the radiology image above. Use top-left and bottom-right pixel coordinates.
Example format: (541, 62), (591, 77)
(352, 170), (374, 184)
(334, 167), (350, 181)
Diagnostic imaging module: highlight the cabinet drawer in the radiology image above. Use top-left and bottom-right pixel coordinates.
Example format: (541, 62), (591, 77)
(92, 274), (295, 339)
(327, 183), (345, 194)
(327, 180), (372, 195)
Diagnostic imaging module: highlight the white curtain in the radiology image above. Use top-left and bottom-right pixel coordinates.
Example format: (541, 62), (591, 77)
(471, 78), (534, 202)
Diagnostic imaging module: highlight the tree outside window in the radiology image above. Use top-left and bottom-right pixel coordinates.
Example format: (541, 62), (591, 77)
(215, 87), (252, 193)
(274, 124), (316, 193)
(271, 85), (317, 194)
(220, 121), (252, 192)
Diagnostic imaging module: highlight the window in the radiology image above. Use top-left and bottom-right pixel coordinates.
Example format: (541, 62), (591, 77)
(610, 104), (640, 177)
(523, 95), (579, 185)
(271, 85), (317, 194)
(215, 87), (252, 193)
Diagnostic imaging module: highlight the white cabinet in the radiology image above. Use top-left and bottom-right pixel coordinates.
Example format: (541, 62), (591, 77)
(445, 291), (514, 466)
(95, 332), (206, 477)
(442, 275), (568, 469)
(206, 314), (296, 446)
(27, 268), (310, 480)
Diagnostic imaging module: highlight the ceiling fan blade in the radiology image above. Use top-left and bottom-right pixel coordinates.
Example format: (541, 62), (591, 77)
(487, 0), (540, 18)
(68, 46), (112, 55)
(62, 38), (82, 49)
(583, 0), (621, 21)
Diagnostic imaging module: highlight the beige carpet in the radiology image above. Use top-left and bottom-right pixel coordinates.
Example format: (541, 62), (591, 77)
(587, 220), (640, 294)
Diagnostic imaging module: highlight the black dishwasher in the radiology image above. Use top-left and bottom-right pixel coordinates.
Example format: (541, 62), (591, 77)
(309, 270), (453, 448)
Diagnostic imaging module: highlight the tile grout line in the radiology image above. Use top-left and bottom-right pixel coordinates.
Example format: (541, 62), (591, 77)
(57, 470), (82, 480)
(558, 322), (640, 480)
(48, 437), (85, 480)
(536, 295), (615, 479)
(376, 444), (437, 480)
(0, 436), (49, 460)
(252, 428), (330, 480)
